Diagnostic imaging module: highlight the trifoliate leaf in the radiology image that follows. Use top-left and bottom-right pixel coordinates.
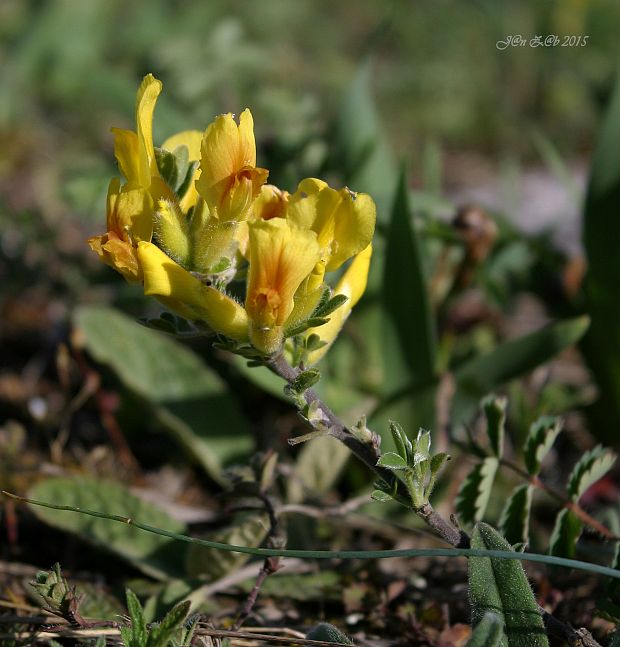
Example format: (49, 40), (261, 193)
(456, 457), (499, 525)
(499, 484), (532, 546)
(567, 445), (616, 502)
(523, 416), (562, 476)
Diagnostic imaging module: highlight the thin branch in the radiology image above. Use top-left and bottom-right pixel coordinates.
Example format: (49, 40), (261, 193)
(266, 353), (469, 550)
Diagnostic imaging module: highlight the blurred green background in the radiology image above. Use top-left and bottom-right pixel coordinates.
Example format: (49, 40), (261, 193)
(2, 0), (620, 463)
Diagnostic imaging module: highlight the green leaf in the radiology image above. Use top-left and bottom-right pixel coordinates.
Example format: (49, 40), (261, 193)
(147, 599), (190, 647)
(499, 485), (533, 547)
(376, 452), (409, 471)
(125, 589), (147, 647)
(523, 417), (562, 476)
(371, 490), (393, 503)
(452, 316), (590, 425)
(73, 306), (252, 483)
(383, 167), (437, 392)
(549, 509), (583, 560)
(482, 395), (507, 459)
(390, 420), (411, 461)
(468, 523), (548, 647)
(314, 294), (349, 318)
(567, 445), (616, 502)
(306, 622), (353, 645)
(582, 70), (620, 443)
(288, 368), (321, 394)
(456, 457), (499, 525)
(28, 477), (187, 580)
(466, 611), (505, 647)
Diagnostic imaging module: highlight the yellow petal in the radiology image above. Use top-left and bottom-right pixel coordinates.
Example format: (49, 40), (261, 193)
(137, 241), (249, 341)
(111, 128), (141, 185)
(246, 219), (320, 329)
(136, 73), (163, 186)
(113, 185), (153, 243)
(251, 184), (290, 221)
(306, 244), (372, 365)
(327, 189), (376, 271)
(287, 180), (376, 272)
(196, 110), (268, 221)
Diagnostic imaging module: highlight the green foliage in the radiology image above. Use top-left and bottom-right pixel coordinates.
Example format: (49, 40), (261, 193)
(306, 622), (353, 645)
(465, 612), (504, 647)
(29, 478), (187, 579)
(548, 509), (583, 561)
(374, 423), (450, 508)
(468, 523), (548, 647)
(499, 485), (533, 547)
(567, 445), (616, 502)
(120, 589), (191, 647)
(456, 458), (499, 525)
(30, 563), (82, 623)
(74, 305), (252, 482)
(523, 417), (562, 476)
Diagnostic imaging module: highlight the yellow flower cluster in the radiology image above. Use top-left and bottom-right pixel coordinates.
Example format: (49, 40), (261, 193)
(89, 75), (376, 360)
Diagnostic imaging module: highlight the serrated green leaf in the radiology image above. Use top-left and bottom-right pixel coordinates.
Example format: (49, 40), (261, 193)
(523, 417), (562, 476)
(376, 452), (409, 471)
(499, 485), (533, 546)
(73, 306), (252, 483)
(29, 477), (187, 580)
(567, 445), (616, 502)
(482, 395), (506, 459)
(466, 611), (505, 647)
(468, 523), (548, 647)
(549, 509), (583, 560)
(456, 457), (499, 525)
(452, 317), (590, 425)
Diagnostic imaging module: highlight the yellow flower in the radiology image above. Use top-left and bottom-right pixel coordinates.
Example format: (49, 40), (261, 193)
(246, 218), (320, 354)
(305, 244), (373, 365)
(87, 178), (151, 283)
(196, 109), (269, 222)
(160, 129), (203, 213)
(287, 178), (376, 272)
(137, 241), (249, 341)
